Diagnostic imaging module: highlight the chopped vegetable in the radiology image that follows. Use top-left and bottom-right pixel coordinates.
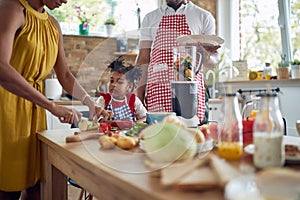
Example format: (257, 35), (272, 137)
(125, 123), (147, 137)
(78, 119), (99, 131)
(98, 135), (115, 149)
(116, 136), (137, 150)
(99, 122), (112, 134)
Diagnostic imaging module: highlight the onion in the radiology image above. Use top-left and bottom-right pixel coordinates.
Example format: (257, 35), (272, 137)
(140, 122), (197, 163)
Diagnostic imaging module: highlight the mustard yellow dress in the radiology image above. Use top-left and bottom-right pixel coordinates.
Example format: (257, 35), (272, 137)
(0, 0), (58, 191)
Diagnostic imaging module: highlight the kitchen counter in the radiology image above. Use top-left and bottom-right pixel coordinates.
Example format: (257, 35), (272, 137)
(52, 100), (83, 105)
(220, 78), (300, 87)
(38, 129), (224, 200)
(37, 129), (300, 200)
(218, 79), (300, 136)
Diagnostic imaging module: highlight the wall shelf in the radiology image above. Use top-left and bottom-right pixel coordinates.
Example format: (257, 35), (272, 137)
(113, 52), (137, 57)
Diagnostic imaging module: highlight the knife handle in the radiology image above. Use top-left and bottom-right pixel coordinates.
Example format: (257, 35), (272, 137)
(66, 132), (103, 143)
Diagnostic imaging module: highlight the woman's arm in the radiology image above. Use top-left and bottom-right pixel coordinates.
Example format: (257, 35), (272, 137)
(0, 2), (84, 124)
(50, 16), (108, 121)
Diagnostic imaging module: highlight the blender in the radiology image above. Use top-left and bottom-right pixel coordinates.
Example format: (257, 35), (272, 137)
(171, 45), (203, 127)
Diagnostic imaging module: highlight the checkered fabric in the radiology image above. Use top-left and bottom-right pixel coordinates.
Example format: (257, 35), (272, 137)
(146, 14), (205, 121)
(107, 100), (135, 121)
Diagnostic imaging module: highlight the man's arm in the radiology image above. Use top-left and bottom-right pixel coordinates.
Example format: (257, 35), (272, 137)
(135, 40), (152, 105)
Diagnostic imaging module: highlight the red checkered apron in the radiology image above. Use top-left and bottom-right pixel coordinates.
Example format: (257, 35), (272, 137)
(146, 14), (206, 122)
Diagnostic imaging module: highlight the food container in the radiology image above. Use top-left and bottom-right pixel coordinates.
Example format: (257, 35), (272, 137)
(45, 78), (62, 100)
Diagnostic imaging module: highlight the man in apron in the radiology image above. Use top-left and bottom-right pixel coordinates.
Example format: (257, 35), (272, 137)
(136, 0), (219, 124)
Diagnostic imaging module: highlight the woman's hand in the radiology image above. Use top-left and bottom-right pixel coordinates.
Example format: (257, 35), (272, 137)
(49, 104), (82, 124)
(83, 95), (112, 122)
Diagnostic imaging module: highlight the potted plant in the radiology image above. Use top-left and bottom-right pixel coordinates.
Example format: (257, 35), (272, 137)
(75, 5), (96, 35)
(104, 18), (116, 37)
(290, 59), (300, 79)
(277, 56), (290, 79)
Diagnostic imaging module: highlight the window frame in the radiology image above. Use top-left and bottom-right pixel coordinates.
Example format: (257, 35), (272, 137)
(217, 0), (292, 63)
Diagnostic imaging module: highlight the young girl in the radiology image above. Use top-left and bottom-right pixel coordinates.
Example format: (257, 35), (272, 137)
(96, 56), (147, 123)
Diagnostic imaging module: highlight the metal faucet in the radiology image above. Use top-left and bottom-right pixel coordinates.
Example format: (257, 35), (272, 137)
(206, 70), (216, 99)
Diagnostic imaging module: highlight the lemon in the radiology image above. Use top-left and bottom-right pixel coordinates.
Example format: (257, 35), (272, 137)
(249, 71), (257, 80)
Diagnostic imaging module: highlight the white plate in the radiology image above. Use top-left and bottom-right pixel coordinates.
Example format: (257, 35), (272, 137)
(176, 34), (224, 46)
(244, 136), (300, 163)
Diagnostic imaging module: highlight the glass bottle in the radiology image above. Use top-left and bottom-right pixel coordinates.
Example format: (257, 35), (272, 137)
(253, 92), (285, 168)
(218, 86), (243, 160)
(263, 62), (272, 80)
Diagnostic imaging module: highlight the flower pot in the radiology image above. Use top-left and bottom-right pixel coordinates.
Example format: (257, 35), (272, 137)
(105, 25), (114, 37)
(79, 23), (89, 35)
(291, 65), (300, 79)
(276, 67), (290, 79)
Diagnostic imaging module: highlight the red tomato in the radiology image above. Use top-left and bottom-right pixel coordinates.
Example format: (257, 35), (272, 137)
(99, 123), (112, 133)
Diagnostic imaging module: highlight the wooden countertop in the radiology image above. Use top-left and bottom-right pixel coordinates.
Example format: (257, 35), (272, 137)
(52, 100), (83, 105)
(38, 129), (300, 200)
(38, 129), (224, 200)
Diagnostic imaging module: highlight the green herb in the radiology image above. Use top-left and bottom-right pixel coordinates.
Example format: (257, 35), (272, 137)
(104, 18), (116, 25)
(278, 54), (290, 68)
(290, 59), (300, 65)
(125, 123), (147, 137)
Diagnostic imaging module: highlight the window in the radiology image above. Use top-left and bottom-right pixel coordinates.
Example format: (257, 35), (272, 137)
(217, 0), (299, 74)
(290, 0), (300, 59)
(49, 0), (159, 37)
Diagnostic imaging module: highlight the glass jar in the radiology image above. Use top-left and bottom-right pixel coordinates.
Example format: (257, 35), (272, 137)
(263, 62), (272, 80)
(218, 91), (243, 160)
(253, 93), (285, 168)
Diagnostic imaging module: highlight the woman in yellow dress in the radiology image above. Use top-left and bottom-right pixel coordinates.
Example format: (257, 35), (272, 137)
(0, 0), (108, 199)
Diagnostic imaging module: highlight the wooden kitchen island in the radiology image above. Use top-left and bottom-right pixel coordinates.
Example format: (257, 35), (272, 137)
(38, 129), (223, 200)
(38, 129), (300, 200)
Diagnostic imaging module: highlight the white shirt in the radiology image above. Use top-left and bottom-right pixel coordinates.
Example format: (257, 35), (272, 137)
(139, 2), (216, 42)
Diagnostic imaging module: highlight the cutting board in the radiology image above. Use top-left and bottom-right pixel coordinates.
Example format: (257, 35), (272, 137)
(160, 154), (242, 190)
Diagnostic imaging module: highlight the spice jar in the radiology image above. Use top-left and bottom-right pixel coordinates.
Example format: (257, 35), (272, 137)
(253, 92), (285, 168)
(218, 86), (243, 160)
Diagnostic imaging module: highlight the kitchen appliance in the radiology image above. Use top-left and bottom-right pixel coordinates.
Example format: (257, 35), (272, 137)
(171, 45), (203, 127)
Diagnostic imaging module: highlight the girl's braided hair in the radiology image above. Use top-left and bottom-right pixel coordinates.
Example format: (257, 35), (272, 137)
(108, 56), (142, 91)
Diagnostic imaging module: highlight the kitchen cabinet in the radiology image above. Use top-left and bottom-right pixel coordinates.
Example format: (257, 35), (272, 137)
(46, 102), (88, 130)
